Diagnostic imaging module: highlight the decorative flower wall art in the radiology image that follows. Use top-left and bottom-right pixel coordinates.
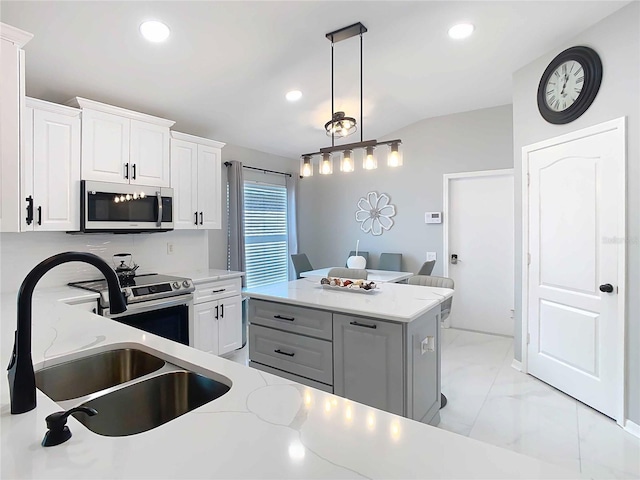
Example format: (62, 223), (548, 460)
(355, 192), (396, 236)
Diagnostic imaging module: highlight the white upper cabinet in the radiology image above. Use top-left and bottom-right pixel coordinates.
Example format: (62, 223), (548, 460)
(170, 132), (225, 230)
(68, 97), (174, 187)
(22, 98), (81, 232)
(0, 23), (32, 232)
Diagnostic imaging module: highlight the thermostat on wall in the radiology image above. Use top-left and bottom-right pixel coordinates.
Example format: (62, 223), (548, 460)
(425, 212), (442, 224)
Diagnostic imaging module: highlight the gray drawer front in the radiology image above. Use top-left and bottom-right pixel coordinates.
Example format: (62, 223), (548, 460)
(249, 324), (333, 385)
(249, 299), (332, 340)
(249, 361), (333, 393)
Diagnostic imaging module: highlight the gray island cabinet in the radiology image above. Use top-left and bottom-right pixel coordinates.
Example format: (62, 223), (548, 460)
(245, 279), (453, 425)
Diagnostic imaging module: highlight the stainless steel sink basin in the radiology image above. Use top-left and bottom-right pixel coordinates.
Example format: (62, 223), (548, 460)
(35, 349), (165, 401)
(72, 371), (230, 436)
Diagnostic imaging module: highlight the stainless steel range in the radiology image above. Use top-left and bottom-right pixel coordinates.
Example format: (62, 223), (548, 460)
(70, 273), (195, 346)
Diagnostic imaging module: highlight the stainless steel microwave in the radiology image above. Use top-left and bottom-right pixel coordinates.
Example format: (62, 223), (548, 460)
(80, 181), (174, 233)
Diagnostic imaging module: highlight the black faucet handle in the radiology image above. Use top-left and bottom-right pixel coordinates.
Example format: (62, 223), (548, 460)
(42, 407), (97, 447)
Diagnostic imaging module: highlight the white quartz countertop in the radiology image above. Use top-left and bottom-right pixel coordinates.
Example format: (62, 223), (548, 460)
(0, 291), (580, 479)
(244, 278), (454, 322)
(167, 268), (244, 284)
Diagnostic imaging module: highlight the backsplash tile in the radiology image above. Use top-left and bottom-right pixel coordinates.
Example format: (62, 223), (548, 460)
(0, 230), (209, 293)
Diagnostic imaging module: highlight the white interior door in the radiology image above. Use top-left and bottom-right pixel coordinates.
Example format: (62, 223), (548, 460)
(524, 118), (625, 420)
(445, 170), (514, 336)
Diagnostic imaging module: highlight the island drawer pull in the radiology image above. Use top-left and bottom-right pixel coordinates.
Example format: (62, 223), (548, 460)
(274, 315), (295, 321)
(350, 321), (377, 329)
(274, 349), (295, 357)
(212, 288), (226, 294)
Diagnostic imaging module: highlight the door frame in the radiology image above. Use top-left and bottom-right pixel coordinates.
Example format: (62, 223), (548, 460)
(443, 169), (514, 328)
(521, 117), (626, 426)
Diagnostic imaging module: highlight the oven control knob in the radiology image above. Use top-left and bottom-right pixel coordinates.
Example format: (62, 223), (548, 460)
(172, 281), (181, 289)
(182, 280), (191, 288)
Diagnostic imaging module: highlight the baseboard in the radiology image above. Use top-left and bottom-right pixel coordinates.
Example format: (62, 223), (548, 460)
(624, 419), (640, 438)
(511, 359), (523, 372)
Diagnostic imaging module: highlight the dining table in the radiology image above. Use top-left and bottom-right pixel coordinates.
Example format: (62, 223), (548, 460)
(300, 267), (413, 283)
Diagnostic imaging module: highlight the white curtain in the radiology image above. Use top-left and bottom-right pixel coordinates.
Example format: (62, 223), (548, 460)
(227, 161), (246, 286)
(285, 173), (299, 281)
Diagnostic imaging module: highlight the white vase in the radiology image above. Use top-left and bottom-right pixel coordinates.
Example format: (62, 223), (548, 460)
(346, 255), (366, 269)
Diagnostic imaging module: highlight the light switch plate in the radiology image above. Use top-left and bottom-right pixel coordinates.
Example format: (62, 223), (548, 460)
(426, 252), (437, 262)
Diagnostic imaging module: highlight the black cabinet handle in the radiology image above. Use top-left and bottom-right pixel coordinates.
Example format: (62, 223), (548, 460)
(274, 315), (295, 322)
(350, 321), (377, 329)
(212, 288), (226, 294)
(37, 206), (42, 226)
(124, 163), (129, 179)
(215, 305), (219, 319)
(274, 349), (295, 357)
(194, 212), (198, 225)
(221, 303), (224, 318)
(132, 164), (136, 180)
(599, 283), (614, 293)
(25, 196), (33, 225)
(200, 212), (203, 225)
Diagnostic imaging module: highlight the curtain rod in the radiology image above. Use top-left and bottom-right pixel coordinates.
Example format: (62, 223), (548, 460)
(224, 162), (292, 178)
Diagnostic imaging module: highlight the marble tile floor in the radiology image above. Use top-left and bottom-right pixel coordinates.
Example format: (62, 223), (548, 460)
(226, 328), (640, 479)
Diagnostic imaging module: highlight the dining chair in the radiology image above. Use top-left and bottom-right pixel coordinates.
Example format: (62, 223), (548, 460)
(345, 251), (369, 268)
(327, 267), (368, 280)
(378, 253), (402, 271)
(408, 274), (455, 409)
(417, 260), (436, 276)
(291, 253), (313, 279)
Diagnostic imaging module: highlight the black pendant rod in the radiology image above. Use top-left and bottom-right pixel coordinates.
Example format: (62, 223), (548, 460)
(360, 32), (363, 143)
(331, 41), (335, 148)
(224, 162), (292, 178)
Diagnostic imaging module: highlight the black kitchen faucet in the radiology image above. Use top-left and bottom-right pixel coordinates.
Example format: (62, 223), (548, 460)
(7, 252), (127, 414)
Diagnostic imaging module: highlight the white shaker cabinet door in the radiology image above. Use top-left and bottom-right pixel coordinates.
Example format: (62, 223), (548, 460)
(333, 314), (404, 416)
(130, 120), (170, 187)
(170, 139), (199, 229)
(81, 109), (130, 184)
(196, 144), (221, 229)
(193, 302), (219, 355)
(31, 108), (81, 231)
(218, 296), (242, 355)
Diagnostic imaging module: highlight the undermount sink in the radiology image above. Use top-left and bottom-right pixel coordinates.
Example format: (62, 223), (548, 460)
(72, 371), (231, 436)
(35, 348), (165, 401)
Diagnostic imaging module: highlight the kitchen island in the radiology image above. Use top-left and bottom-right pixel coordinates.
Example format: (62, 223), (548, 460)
(244, 278), (453, 425)
(0, 289), (580, 479)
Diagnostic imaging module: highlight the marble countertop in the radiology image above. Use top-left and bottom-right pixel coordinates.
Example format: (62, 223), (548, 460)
(0, 291), (580, 479)
(244, 278), (454, 323)
(167, 268), (244, 284)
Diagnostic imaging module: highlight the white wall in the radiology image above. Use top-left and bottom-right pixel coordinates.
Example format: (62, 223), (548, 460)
(0, 230), (208, 293)
(298, 105), (513, 274)
(512, 2), (639, 424)
(209, 143), (298, 270)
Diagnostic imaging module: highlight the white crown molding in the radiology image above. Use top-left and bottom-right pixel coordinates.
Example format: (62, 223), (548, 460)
(26, 97), (81, 117)
(66, 97), (175, 127)
(0, 23), (33, 48)
(170, 131), (225, 149)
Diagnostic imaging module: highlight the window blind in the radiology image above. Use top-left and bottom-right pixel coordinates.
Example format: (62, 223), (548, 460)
(243, 182), (288, 288)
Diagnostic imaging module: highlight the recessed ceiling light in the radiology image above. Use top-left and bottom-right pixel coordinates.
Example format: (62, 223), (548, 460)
(286, 90), (302, 102)
(140, 21), (170, 43)
(448, 23), (474, 40)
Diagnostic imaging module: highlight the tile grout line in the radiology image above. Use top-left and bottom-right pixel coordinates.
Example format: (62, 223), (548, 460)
(466, 339), (513, 436)
(576, 402), (583, 474)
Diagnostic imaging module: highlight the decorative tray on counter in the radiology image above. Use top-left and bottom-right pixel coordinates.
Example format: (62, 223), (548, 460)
(320, 277), (377, 294)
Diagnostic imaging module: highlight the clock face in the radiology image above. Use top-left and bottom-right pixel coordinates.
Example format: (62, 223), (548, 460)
(545, 60), (584, 112)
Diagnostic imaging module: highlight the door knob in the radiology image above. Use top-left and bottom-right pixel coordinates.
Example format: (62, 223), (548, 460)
(599, 283), (614, 293)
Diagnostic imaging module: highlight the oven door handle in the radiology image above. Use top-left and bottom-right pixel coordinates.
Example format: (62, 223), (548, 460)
(156, 192), (163, 227)
(104, 294), (193, 318)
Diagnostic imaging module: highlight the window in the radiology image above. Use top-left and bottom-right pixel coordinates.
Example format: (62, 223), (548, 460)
(243, 182), (288, 288)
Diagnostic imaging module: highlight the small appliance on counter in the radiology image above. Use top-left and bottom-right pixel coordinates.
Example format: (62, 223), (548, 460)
(69, 271), (195, 346)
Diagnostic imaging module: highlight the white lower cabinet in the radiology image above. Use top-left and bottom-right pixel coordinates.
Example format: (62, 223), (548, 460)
(192, 278), (242, 356)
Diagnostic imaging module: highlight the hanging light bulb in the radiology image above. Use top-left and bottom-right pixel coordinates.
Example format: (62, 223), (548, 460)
(125, 194), (132, 201)
(300, 155), (313, 177)
(120, 195), (126, 202)
(340, 150), (354, 172)
(319, 152), (333, 175)
(133, 192), (139, 200)
(363, 146), (377, 170)
(387, 141), (403, 167)
(114, 196), (120, 204)
(140, 192), (146, 199)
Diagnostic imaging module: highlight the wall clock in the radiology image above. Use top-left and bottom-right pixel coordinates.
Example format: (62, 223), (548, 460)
(537, 46), (602, 124)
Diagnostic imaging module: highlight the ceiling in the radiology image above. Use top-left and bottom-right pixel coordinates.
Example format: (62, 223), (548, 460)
(1, 1), (629, 159)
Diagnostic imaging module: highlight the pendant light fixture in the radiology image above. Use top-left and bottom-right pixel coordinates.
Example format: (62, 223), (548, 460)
(300, 22), (402, 177)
